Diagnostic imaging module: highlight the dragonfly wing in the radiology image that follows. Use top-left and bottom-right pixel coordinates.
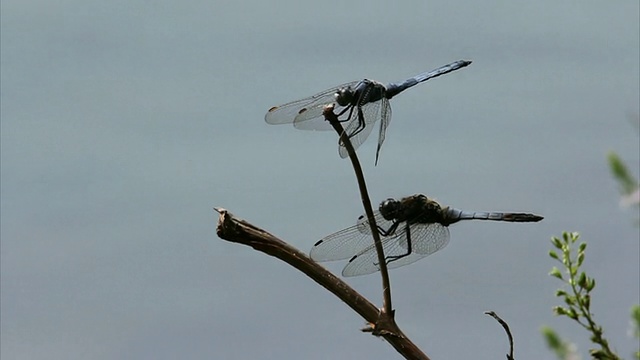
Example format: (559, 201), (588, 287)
(407, 223), (450, 255)
(265, 81), (358, 130)
(341, 223), (425, 277)
(310, 210), (395, 262)
(355, 210), (395, 234)
(310, 211), (387, 262)
(310, 225), (374, 262)
(341, 223), (450, 277)
(374, 99), (391, 164)
(265, 97), (326, 125)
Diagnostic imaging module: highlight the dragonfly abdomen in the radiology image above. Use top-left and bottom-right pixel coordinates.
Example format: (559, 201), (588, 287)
(385, 80), (418, 99)
(444, 208), (543, 224)
(385, 60), (473, 100)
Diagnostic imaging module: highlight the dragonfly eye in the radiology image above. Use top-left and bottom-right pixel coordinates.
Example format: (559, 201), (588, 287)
(379, 198), (400, 220)
(334, 87), (353, 107)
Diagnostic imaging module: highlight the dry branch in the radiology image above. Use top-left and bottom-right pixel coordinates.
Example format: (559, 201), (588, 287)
(215, 208), (430, 360)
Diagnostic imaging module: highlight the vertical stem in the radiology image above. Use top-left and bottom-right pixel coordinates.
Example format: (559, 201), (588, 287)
(323, 106), (393, 315)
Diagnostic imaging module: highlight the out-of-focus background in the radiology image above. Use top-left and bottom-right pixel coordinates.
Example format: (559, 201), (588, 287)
(2, 1), (638, 359)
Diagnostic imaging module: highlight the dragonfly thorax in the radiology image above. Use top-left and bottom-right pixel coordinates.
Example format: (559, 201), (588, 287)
(335, 80), (388, 108)
(380, 195), (444, 224)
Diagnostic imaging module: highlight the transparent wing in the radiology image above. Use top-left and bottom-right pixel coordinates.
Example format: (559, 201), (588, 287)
(405, 222), (450, 254)
(341, 223), (450, 277)
(374, 99), (391, 164)
(338, 100), (384, 158)
(265, 81), (359, 130)
(292, 98), (354, 131)
(309, 210), (393, 262)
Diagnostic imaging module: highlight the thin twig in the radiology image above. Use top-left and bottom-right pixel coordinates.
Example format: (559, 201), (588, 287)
(485, 311), (515, 360)
(322, 105), (395, 318)
(215, 208), (430, 360)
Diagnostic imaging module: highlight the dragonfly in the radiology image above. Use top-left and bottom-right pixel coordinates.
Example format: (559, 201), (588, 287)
(265, 60), (472, 165)
(310, 194), (543, 277)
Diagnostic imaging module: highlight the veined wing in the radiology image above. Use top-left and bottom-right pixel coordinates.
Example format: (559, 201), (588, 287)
(374, 98), (391, 165)
(265, 80), (359, 130)
(342, 222), (450, 277)
(309, 210), (393, 262)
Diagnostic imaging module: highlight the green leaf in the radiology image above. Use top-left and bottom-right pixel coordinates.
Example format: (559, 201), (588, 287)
(577, 252), (585, 266)
(551, 236), (563, 249)
(549, 250), (559, 260)
(553, 306), (568, 316)
(541, 326), (562, 348)
(632, 305), (640, 323)
(570, 265), (578, 277)
(541, 326), (568, 357)
(564, 296), (576, 306)
(578, 272), (587, 289)
(608, 151), (639, 195)
(631, 305), (640, 338)
(550, 267), (563, 280)
(583, 294), (591, 310)
(541, 326), (577, 359)
(590, 348), (607, 360)
(586, 278), (596, 291)
(569, 232), (580, 243)
(579, 242), (587, 252)
(555, 289), (568, 297)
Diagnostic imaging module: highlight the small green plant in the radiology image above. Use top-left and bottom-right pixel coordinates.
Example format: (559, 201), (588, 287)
(547, 231), (621, 360)
(608, 152), (640, 212)
(541, 326), (580, 360)
(631, 305), (640, 360)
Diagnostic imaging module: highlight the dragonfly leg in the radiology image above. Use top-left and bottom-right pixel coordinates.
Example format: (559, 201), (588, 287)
(336, 105), (366, 146)
(371, 223), (411, 267)
(347, 106), (367, 138)
(347, 85), (373, 138)
(335, 92), (367, 139)
(336, 105), (354, 122)
(378, 221), (400, 237)
(384, 226), (413, 264)
(335, 106), (358, 135)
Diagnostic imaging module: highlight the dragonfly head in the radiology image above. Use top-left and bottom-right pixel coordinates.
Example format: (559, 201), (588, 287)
(379, 198), (401, 221)
(334, 87), (354, 107)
